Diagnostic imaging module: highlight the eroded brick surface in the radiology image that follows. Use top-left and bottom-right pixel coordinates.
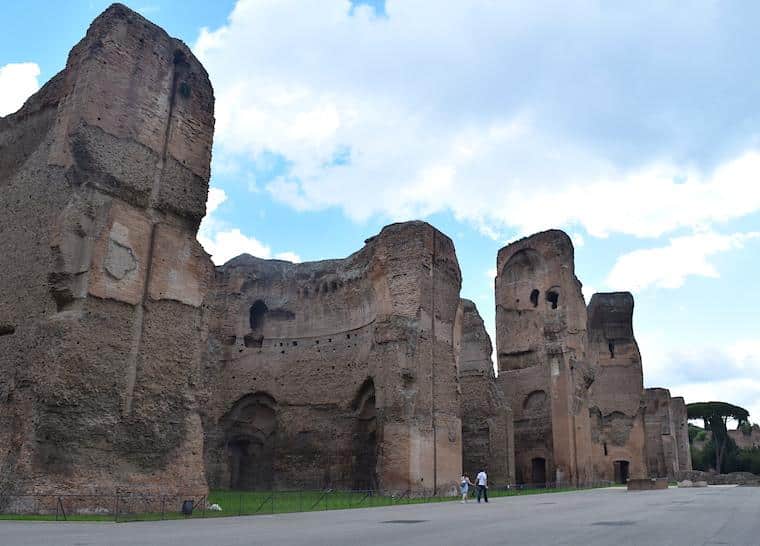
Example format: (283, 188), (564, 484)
(457, 299), (514, 485)
(0, 3), (213, 498)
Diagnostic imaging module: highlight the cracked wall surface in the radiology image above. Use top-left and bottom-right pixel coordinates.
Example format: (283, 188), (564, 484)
(0, 3), (213, 502)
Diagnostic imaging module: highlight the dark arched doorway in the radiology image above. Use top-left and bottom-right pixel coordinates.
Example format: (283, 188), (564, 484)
(222, 393), (277, 490)
(613, 460), (630, 484)
(249, 300), (268, 330)
(531, 457), (547, 486)
(351, 379), (377, 490)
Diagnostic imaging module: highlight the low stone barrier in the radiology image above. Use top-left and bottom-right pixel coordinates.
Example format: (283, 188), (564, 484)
(675, 470), (760, 485)
(627, 478), (668, 491)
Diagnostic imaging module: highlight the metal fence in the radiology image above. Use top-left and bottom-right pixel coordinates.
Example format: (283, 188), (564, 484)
(0, 481), (614, 522)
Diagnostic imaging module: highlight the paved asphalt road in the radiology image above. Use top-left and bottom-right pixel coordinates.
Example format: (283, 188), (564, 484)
(2, 485), (759, 546)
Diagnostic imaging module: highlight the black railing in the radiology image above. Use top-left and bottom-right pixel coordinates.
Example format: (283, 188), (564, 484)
(0, 481), (614, 522)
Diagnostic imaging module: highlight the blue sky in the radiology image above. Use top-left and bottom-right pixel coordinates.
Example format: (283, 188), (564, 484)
(2, 0), (759, 424)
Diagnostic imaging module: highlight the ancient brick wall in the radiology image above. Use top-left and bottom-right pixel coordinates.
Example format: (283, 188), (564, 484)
(670, 397), (692, 472)
(644, 388), (680, 479)
(729, 425), (760, 450)
(0, 4), (213, 499)
(1, 2), (695, 504)
(202, 222), (463, 494)
(457, 299), (514, 485)
(587, 293), (648, 483)
(495, 230), (593, 486)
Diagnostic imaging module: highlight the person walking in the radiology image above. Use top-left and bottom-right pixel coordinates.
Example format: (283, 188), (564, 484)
(476, 469), (488, 503)
(460, 475), (475, 503)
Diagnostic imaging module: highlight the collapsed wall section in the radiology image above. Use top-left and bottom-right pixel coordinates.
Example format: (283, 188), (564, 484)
(587, 292), (648, 483)
(456, 299), (514, 485)
(202, 221), (463, 494)
(495, 230), (593, 485)
(0, 3), (214, 502)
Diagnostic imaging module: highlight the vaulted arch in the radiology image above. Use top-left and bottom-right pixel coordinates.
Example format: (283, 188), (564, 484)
(502, 248), (545, 283)
(222, 392), (277, 490)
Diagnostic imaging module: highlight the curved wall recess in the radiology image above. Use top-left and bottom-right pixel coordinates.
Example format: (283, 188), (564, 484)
(502, 248), (545, 283)
(523, 389), (548, 412)
(352, 379), (378, 490)
(530, 289), (540, 307)
(546, 287), (560, 309)
(249, 300), (268, 331)
(222, 392), (277, 490)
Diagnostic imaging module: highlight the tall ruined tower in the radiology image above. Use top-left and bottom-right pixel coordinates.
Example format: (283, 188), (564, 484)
(202, 222), (463, 494)
(587, 292), (648, 482)
(495, 230), (593, 485)
(0, 4), (214, 498)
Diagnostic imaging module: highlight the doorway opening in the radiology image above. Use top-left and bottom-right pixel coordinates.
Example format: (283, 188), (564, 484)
(613, 460), (630, 484)
(222, 393), (277, 490)
(351, 379), (378, 490)
(531, 457), (547, 486)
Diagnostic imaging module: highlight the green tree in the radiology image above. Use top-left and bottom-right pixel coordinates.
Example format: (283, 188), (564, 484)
(688, 423), (705, 443)
(687, 402), (749, 473)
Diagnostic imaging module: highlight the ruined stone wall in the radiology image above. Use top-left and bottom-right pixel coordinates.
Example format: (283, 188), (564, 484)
(0, 4), (213, 500)
(671, 397), (692, 472)
(202, 222), (463, 494)
(495, 230), (593, 485)
(730, 425), (760, 450)
(644, 388), (679, 479)
(587, 293), (648, 482)
(456, 299), (514, 485)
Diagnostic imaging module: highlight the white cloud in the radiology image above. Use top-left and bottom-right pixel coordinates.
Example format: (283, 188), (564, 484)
(672, 379), (760, 428)
(641, 336), (760, 425)
(205, 187), (228, 215)
(0, 63), (40, 116)
(198, 187), (300, 264)
(581, 284), (595, 304)
(274, 251), (301, 262)
(606, 230), (760, 292)
(570, 232), (585, 248)
(199, 227), (272, 265)
(194, 1), (760, 240)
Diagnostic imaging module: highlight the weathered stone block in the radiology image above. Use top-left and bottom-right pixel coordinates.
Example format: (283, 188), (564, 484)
(0, 3), (213, 501)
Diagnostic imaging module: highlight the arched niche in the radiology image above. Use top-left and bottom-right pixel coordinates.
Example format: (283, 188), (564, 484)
(523, 389), (548, 413)
(502, 248), (546, 283)
(545, 285), (560, 309)
(351, 378), (378, 490)
(222, 392), (277, 490)
(249, 300), (268, 331)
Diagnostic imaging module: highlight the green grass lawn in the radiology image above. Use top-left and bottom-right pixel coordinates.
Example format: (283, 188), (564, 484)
(0, 484), (611, 522)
